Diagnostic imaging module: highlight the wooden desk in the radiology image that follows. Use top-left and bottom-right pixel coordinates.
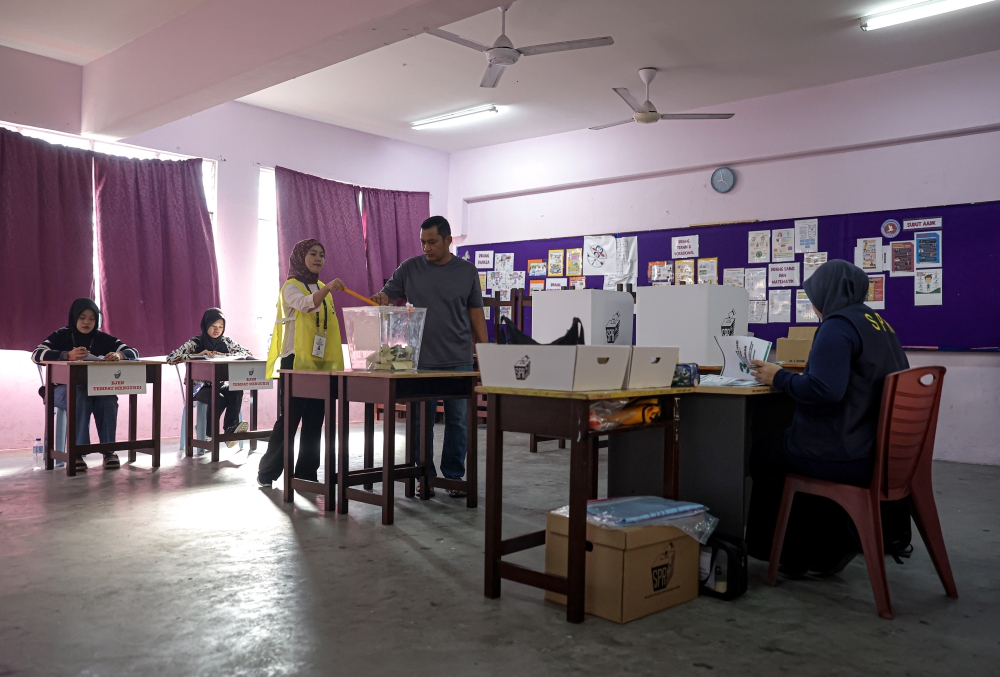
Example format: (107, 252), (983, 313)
(183, 360), (272, 462)
(479, 385), (692, 623)
(42, 360), (163, 476)
(277, 370), (339, 508)
(336, 370), (480, 525)
(607, 384), (793, 538)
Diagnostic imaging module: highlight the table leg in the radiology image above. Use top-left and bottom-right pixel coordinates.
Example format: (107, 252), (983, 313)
(419, 401), (433, 500)
(363, 403), (375, 491)
(663, 396), (680, 499)
(44, 366), (54, 470)
(66, 369), (78, 477)
(484, 394), (503, 599)
(404, 403), (416, 498)
(210, 377), (220, 463)
(250, 389), (258, 452)
(185, 364), (195, 458)
(381, 382), (397, 525)
(588, 437), (599, 500)
(151, 367), (161, 469)
(323, 379), (335, 511)
(337, 376), (350, 515)
(283, 373), (293, 503)
(128, 394), (138, 463)
(566, 415), (591, 624)
(466, 383), (478, 508)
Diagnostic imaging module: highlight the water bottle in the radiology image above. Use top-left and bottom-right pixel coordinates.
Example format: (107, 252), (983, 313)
(33, 438), (43, 469)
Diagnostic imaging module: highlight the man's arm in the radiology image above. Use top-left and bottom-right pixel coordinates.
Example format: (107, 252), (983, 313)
(469, 307), (488, 346)
(371, 265), (406, 305)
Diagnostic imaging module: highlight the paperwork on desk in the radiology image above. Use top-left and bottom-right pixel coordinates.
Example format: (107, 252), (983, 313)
(713, 335), (773, 382)
(698, 374), (762, 387)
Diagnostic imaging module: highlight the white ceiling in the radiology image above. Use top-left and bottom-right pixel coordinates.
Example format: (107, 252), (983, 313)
(0, 0), (204, 64)
(239, 0), (1000, 152)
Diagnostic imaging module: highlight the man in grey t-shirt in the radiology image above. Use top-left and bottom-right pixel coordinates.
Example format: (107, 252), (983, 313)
(372, 216), (488, 494)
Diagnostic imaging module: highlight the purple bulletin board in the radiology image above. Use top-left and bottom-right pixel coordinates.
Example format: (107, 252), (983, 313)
(458, 200), (1000, 350)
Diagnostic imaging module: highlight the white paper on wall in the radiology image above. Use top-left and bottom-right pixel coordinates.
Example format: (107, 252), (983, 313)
(772, 228), (795, 262)
(914, 268), (942, 306)
(749, 300), (768, 324)
(546, 277), (568, 290)
(794, 219), (818, 253)
(867, 274), (886, 310)
(745, 267), (767, 301)
(475, 251), (494, 268)
(583, 235), (617, 276)
(796, 290), (819, 323)
(769, 289), (792, 323)
(671, 234), (699, 259)
(494, 253), (514, 272)
(855, 238), (881, 272)
(803, 252), (828, 281)
(723, 268), (745, 288)
(748, 231), (770, 264)
(768, 262), (800, 288)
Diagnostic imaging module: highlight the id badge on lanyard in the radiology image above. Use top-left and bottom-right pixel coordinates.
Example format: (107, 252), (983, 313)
(312, 284), (329, 358)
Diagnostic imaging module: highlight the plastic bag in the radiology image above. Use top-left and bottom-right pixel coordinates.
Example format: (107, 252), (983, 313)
(552, 496), (720, 545)
(588, 397), (662, 431)
(588, 399), (629, 431)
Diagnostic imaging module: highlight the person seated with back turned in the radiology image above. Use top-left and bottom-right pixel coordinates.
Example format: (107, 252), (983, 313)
(31, 298), (140, 472)
(746, 260), (909, 578)
(167, 308), (254, 448)
(370, 216), (488, 498)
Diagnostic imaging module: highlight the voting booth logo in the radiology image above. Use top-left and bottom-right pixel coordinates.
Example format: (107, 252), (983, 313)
(113, 370), (121, 379)
(605, 312), (621, 343)
(720, 309), (736, 336)
(514, 356), (531, 380)
(651, 544), (676, 592)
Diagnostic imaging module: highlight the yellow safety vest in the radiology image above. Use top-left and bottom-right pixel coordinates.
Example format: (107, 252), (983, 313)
(266, 279), (344, 378)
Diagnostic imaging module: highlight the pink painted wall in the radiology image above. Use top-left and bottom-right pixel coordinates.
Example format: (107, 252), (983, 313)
(0, 45), (81, 134)
(0, 102), (449, 450)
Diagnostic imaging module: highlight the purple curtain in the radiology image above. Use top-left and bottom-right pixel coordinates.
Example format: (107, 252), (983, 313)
(275, 167), (369, 333)
(361, 187), (429, 293)
(95, 156), (219, 356)
(0, 129), (95, 351)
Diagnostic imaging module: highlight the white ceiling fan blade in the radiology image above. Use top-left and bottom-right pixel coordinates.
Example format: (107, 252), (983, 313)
(589, 119), (636, 131)
(660, 113), (735, 120)
(427, 28), (490, 52)
(480, 63), (507, 88)
(518, 36), (613, 56)
(613, 88), (646, 114)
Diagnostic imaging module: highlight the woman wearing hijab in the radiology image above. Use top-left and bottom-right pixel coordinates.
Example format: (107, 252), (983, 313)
(32, 298), (140, 471)
(256, 239), (345, 488)
(167, 308), (253, 446)
(745, 260), (909, 577)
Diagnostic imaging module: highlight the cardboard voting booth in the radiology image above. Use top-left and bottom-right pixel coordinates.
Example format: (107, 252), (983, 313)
(477, 344), (631, 391)
(531, 290), (635, 346)
(635, 285), (749, 366)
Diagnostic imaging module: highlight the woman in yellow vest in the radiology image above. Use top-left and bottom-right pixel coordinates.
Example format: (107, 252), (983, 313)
(257, 238), (344, 488)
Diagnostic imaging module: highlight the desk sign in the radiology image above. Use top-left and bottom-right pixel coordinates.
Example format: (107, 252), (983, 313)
(228, 361), (273, 391)
(87, 363), (147, 396)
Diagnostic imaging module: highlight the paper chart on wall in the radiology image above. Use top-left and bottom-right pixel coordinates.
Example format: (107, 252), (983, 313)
(475, 251), (494, 269)
(697, 257), (718, 284)
(794, 219), (818, 253)
(803, 252), (827, 281)
(529, 280), (544, 295)
(494, 252), (514, 272)
(674, 260), (695, 285)
(769, 289), (792, 323)
(890, 241), (915, 277)
(603, 236), (638, 289)
(510, 271), (526, 289)
(648, 261), (673, 284)
(772, 228), (795, 262)
(499, 306), (512, 320)
(723, 268), (745, 288)
(566, 248), (583, 277)
(768, 262), (800, 287)
(915, 231), (942, 269)
(715, 335), (772, 381)
(749, 300), (768, 324)
(547, 250), (565, 276)
(583, 235), (617, 276)
(485, 271), (496, 291)
(745, 267), (767, 300)
(527, 259), (547, 277)
(546, 277), (568, 290)
(499, 289), (511, 301)
(796, 290), (818, 323)
(915, 269), (942, 306)
(855, 237), (881, 272)
(748, 230), (770, 264)
(478, 273), (487, 293)
(569, 276), (587, 289)
(867, 274), (886, 310)
(672, 234), (699, 259)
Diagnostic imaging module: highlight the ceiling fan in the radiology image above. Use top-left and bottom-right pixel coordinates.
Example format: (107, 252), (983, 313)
(428, 4), (614, 88)
(591, 68), (735, 130)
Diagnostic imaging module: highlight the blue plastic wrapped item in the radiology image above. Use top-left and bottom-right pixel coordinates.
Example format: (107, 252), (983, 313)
(553, 496), (720, 544)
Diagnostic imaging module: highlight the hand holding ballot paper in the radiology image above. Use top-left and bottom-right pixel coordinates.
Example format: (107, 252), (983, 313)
(709, 335), (774, 386)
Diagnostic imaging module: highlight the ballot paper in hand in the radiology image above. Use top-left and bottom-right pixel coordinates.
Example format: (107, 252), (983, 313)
(714, 335), (772, 381)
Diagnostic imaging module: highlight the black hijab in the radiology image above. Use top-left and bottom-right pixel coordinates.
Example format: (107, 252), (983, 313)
(287, 238), (323, 286)
(803, 260), (869, 317)
(199, 308), (229, 353)
(68, 298), (101, 348)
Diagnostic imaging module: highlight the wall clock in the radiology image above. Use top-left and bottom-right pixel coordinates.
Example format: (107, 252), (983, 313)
(711, 167), (736, 193)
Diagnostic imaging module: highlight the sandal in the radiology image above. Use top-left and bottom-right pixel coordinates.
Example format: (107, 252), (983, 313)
(103, 453), (120, 470)
(448, 489), (468, 498)
(74, 457), (88, 472)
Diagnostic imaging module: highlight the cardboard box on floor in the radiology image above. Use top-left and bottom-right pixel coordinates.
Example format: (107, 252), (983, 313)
(544, 511), (699, 623)
(777, 326), (818, 364)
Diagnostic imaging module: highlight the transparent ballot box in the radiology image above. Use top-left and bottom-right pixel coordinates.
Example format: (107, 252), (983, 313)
(342, 306), (427, 371)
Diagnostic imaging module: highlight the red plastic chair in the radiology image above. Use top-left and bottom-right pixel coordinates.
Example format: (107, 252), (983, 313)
(765, 366), (958, 619)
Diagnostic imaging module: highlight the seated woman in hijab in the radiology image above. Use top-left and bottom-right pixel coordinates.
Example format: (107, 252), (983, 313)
(746, 260), (908, 578)
(31, 298), (140, 472)
(167, 308), (253, 447)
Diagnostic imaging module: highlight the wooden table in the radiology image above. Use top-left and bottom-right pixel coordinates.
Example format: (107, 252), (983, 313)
(480, 385), (692, 623)
(182, 359), (273, 462)
(607, 383), (794, 538)
(41, 360), (163, 476)
(277, 369), (339, 508)
(337, 370), (480, 525)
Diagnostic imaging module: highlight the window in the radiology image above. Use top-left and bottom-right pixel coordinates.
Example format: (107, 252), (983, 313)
(255, 168), (279, 348)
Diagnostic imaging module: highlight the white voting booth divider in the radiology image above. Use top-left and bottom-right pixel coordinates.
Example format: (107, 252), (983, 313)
(635, 285), (749, 366)
(531, 290), (635, 346)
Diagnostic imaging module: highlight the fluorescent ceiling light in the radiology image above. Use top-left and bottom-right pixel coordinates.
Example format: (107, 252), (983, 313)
(412, 104), (499, 129)
(862, 0), (996, 30)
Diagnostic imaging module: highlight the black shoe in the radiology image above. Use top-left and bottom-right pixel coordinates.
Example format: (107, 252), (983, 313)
(809, 552), (858, 578)
(777, 562), (809, 580)
(256, 475), (271, 489)
(226, 421), (249, 448)
(74, 457), (88, 472)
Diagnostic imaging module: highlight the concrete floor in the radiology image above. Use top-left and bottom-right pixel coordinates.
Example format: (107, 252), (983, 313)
(0, 427), (997, 677)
